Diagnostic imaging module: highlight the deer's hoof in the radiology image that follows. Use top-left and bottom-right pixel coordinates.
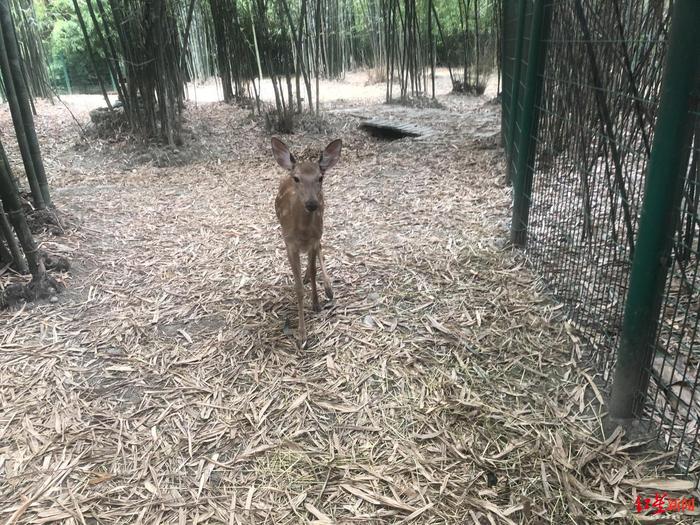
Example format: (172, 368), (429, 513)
(325, 286), (334, 300)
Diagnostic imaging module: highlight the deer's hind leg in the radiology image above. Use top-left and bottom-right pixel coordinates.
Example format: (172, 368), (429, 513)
(317, 244), (333, 301)
(303, 260), (314, 284)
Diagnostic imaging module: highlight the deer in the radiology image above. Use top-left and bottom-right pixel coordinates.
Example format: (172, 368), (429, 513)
(271, 137), (342, 346)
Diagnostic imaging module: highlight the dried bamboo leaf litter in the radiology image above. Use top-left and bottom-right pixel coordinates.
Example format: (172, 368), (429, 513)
(0, 91), (697, 524)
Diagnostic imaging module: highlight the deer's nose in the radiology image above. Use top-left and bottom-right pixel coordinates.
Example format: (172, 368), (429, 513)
(305, 201), (319, 212)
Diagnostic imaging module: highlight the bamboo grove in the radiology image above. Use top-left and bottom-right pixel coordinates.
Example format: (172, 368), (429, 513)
(0, 0), (502, 138)
(0, 0), (60, 302)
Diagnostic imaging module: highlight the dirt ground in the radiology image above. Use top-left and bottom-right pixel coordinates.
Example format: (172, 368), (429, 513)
(0, 71), (694, 524)
(61, 68), (497, 111)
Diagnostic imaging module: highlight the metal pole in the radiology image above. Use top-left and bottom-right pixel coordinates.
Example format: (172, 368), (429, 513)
(609, 0), (700, 419)
(505, 0), (527, 184)
(510, 0), (551, 247)
(61, 53), (72, 95)
(500, 0), (515, 148)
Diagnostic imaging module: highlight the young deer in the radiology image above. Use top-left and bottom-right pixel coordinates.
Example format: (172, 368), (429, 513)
(272, 137), (342, 345)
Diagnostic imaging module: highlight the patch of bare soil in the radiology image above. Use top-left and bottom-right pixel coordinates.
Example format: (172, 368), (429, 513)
(0, 85), (693, 524)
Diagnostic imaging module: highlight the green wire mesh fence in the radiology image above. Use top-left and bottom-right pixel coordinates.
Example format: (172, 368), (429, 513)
(647, 91), (700, 472)
(529, 0), (665, 377)
(502, 0), (700, 472)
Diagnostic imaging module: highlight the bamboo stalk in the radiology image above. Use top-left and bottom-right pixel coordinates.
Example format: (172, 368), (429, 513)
(0, 135), (38, 275)
(0, 3), (44, 209)
(85, 0), (125, 106)
(70, 0), (112, 110)
(0, 199), (26, 273)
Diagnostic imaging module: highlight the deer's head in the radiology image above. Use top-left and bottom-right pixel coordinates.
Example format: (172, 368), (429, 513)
(271, 138), (342, 213)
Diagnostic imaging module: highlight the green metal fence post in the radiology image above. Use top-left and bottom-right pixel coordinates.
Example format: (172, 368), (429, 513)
(609, 0), (700, 420)
(500, 0), (515, 149)
(510, 0), (551, 247)
(61, 53), (72, 95)
(505, 0), (527, 184)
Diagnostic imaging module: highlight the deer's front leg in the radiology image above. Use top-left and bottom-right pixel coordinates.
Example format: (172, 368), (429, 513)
(286, 246), (306, 343)
(308, 247), (320, 312)
(317, 244), (333, 300)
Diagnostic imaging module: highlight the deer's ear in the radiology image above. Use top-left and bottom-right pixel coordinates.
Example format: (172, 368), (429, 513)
(271, 137), (295, 170)
(319, 139), (342, 172)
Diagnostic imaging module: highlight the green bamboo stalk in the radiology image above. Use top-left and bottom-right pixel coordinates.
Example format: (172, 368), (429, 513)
(0, 199), (26, 273)
(0, 137), (38, 275)
(1, 0), (50, 204)
(70, 0), (112, 110)
(0, 4), (44, 209)
(85, 0), (125, 106)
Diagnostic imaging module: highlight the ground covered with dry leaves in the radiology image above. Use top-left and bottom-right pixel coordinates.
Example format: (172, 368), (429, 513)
(1, 87), (697, 524)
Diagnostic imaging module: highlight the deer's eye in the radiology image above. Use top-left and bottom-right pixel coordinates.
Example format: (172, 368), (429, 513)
(292, 176), (300, 183)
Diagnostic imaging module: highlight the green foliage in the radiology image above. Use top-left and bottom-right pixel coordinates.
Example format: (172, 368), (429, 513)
(28, 0), (501, 95)
(51, 19), (83, 58)
(33, 0), (111, 93)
